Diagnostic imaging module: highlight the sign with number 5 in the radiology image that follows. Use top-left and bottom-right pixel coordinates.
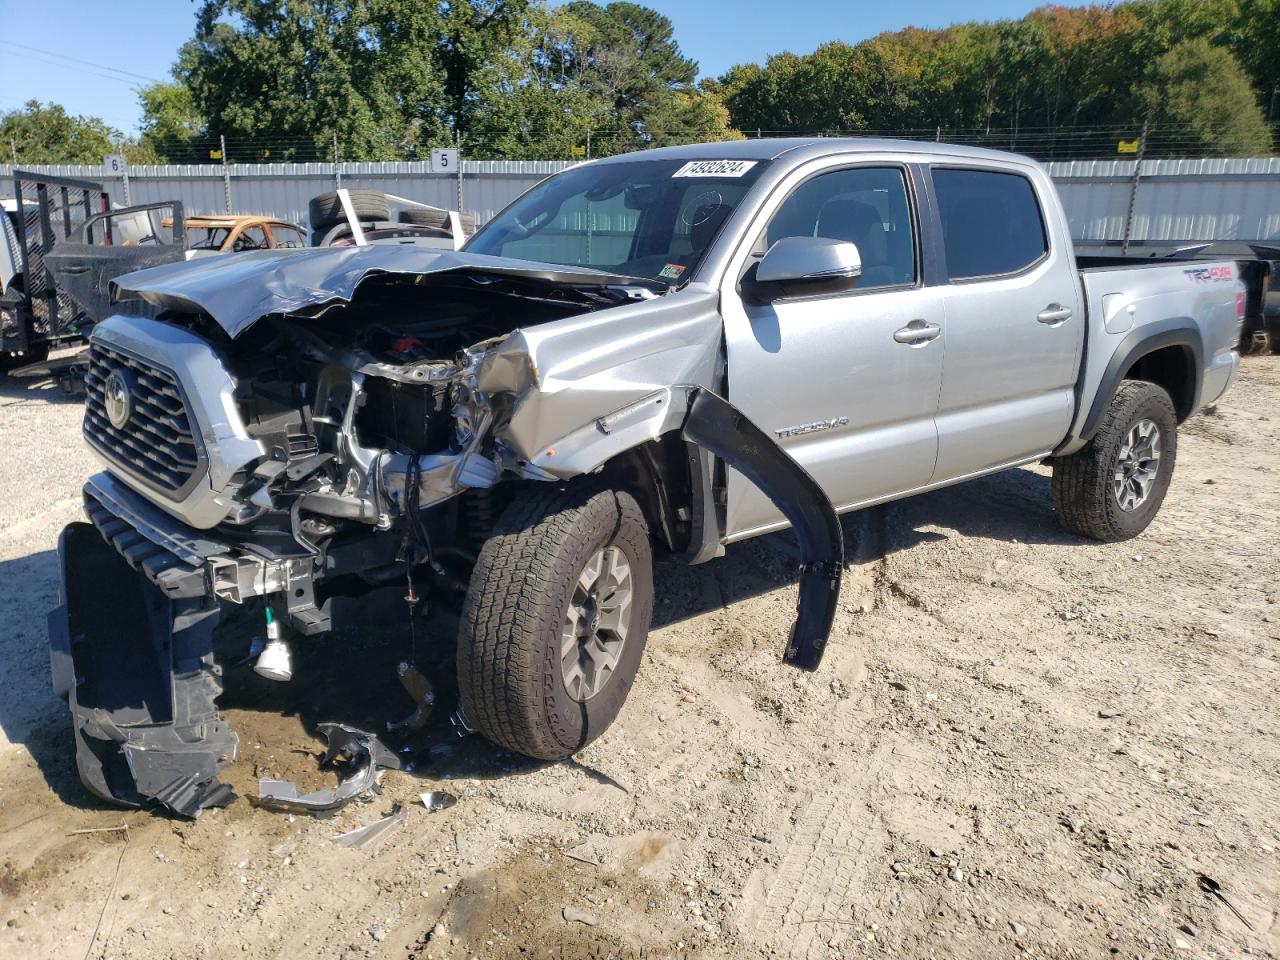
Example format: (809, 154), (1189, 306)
(431, 148), (458, 172)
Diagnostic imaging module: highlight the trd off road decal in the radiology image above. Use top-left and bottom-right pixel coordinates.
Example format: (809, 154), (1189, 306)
(1183, 265), (1233, 284)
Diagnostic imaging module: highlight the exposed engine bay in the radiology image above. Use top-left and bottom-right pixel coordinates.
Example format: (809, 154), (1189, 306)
(212, 273), (621, 536)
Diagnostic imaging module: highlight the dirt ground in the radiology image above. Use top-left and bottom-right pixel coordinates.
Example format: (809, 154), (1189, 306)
(1, 358), (1277, 960)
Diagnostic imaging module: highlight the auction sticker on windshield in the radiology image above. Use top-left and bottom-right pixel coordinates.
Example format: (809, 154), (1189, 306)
(672, 160), (758, 177)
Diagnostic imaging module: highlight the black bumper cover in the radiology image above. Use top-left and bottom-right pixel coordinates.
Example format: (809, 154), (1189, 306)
(48, 522), (237, 817)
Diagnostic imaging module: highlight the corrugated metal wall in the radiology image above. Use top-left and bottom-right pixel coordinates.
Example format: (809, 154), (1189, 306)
(0, 160), (575, 228)
(1045, 157), (1280, 243)
(2, 156), (1276, 242)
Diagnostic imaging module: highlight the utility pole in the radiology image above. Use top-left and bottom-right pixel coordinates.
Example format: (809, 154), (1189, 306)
(333, 132), (342, 190)
(10, 138), (16, 165)
(118, 141), (132, 206)
(455, 133), (463, 213)
(1121, 120), (1149, 255)
(220, 135), (232, 213)
(586, 127), (591, 160)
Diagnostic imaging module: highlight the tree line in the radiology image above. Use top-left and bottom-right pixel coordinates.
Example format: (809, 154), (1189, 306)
(3, 0), (1277, 166)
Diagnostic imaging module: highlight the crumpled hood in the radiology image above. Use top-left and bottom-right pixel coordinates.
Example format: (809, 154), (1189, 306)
(110, 246), (645, 338)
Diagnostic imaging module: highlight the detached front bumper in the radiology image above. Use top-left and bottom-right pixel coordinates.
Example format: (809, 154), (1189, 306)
(46, 473), (307, 816)
(48, 521), (238, 816)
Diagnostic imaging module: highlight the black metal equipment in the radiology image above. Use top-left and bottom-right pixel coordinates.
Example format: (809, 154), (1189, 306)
(1, 171), (110, 361)
(1, 171), (188, 370)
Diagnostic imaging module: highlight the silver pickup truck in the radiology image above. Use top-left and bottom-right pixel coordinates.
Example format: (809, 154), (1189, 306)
(49, 139), (1243, 815)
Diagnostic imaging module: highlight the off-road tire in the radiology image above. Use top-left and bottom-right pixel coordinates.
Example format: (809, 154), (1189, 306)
(458, 483), (654, 760)
(397, 208), (477, 235)
(1051, 380), (1178, 542)
(397, 208), (449, 229)
(307, 189), (390, 232)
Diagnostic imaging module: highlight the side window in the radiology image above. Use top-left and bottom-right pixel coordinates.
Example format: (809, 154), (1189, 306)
(271, 224), (306, 249)
(765, 167), (916, 289)
(233, 226), (268, 252)
(932, 168), (1047, 280)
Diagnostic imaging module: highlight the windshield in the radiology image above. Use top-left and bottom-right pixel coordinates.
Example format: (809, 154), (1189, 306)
(465, 157), (768, 285)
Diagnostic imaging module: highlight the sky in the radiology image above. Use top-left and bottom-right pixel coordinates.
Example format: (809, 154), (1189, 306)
(0, 0), (1095, 135)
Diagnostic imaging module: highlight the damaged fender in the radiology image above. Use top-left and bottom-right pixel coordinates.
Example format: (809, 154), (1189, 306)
(680, 388), (844, 670)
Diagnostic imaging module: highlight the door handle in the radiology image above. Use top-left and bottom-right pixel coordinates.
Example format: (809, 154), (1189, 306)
(1037, 303), (1072, 324)
(893, 320), (942, 344)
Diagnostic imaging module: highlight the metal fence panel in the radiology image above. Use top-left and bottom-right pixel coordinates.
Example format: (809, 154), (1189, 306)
(1045, 157), (1280, 243)
(2, 156), (1276, 242)
(0, 161), (576, 229)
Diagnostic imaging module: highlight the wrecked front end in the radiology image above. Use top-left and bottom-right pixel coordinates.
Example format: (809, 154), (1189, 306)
(48, 246), (843, 815)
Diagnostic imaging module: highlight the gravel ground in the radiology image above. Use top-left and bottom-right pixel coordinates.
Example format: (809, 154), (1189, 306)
(1, 358), (1277, 960)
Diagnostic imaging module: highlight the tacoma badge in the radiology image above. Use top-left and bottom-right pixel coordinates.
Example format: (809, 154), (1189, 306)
(776, 416), (849, 439)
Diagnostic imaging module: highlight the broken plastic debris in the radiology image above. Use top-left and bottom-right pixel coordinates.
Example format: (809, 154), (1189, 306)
(449, 709), (476, 738)
(419, 790), (458, 812)
(333, 803), (409, 850)
(253, 722), (401, 818)
(386, 662), (436, 734)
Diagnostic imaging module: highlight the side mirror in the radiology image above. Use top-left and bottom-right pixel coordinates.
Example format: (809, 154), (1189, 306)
(744, 236), (862, 305)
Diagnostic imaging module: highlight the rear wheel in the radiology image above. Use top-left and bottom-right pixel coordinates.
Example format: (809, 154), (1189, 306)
(1051, 380), (1178, 542)
(457, 483), (654, 760)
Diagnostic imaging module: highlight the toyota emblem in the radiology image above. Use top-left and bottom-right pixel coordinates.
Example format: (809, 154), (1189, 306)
(103, 368), (134, 429)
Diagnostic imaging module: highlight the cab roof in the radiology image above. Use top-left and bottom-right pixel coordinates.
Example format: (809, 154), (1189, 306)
(184, 215), (295, 228)
(589, 137), (1037, 168)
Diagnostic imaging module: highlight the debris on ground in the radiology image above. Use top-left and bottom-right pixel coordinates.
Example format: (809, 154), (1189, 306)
(254, 723), (401, 817)
(563, 905), (598, 926)
(1197, 874), (1255, 930)
(333, 803), (410, 851)
(387, 662), (437, 734)
(419, 790), (458, 812)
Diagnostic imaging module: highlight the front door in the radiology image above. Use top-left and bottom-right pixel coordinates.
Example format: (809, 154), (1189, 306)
(720, 162), (945, 539)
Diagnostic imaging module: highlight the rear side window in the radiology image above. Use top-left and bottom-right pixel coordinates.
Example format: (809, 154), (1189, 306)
(933, 168), (1047, 279)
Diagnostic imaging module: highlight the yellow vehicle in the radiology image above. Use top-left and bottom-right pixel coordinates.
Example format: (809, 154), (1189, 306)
(179, 215), (308, 257)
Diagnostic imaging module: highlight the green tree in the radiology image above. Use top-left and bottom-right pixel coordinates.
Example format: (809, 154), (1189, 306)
(1138, 37), (1274, 155)
(546, 1), (716, 152)
(0, 100), (124, 164)
(137, 82), (206, 162)
(180, 0), (452, 161)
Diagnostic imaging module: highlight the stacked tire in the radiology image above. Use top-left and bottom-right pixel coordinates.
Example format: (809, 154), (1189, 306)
(308, 190), (390, 246)
(398, 208), (477, 236)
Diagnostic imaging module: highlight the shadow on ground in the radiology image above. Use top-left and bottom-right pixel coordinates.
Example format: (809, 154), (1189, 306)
(0, 370), (82, 406)
(3, 463), (1086, 814)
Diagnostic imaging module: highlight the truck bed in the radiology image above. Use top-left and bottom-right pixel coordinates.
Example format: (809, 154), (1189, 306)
(1060, 258), (1244, 455)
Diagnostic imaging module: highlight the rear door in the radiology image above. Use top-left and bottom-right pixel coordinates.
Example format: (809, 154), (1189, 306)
(928, 165), (1084, 481)
(719, 158), (945, 538)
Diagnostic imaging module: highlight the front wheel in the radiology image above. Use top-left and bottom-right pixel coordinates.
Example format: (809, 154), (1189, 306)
(1051, 380), (1178, 542)
(457, 483), (654, 760)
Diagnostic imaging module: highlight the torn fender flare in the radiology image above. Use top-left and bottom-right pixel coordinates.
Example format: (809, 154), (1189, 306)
(679, 387), (844, 670)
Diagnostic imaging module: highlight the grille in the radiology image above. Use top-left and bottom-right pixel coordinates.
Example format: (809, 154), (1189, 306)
(84, 342), (205, 496)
